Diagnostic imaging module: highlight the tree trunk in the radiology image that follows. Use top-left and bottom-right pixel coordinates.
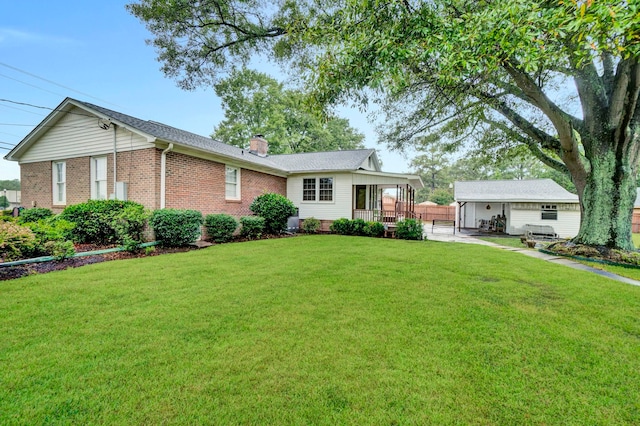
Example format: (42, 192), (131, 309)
(573, 148), (637, 250)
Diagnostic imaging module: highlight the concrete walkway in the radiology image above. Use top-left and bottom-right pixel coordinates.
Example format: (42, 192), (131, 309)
(424, 227), (640, 287)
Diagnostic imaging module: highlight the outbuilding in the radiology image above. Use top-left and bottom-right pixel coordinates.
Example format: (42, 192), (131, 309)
(454, 179), (580, 238)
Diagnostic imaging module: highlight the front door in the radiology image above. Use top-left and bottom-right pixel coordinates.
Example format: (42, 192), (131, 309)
(355, 185), (367, 210)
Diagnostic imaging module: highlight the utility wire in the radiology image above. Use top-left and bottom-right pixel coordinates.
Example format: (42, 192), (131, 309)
(0, 61), (122, 108)
(0, 71), (67, 98)
(0, 141), (16, 147)
(0, 98), (100, 119)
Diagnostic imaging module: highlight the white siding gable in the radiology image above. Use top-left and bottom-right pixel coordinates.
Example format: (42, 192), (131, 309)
(20, 106), (152, 163)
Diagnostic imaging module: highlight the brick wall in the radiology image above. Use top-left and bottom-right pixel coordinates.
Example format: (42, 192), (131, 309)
(20, 149), (286, 216)
(164, 151), (286, 216)
(20, 161), (52, 210)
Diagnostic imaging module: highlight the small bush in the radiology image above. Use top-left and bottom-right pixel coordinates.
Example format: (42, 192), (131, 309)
(17, 207), (53, 224)
(112, 205), (150, 252)
(60, 200), (145, 244)
(396, 219), (423, 240)
(250, 193), (297, 234)
(22, 218), (76, 259)
(351, 218), (367, 236)
(302, 217), (321, 234)
(364, 221), (385, 237)
(330, 218), (353, 235)
(205, 214), (238, 243)
(240, 216), (265, 240)
(44, 240), (76, 261)
(150, 209), (203, 247)
(0, 221), (37, 261)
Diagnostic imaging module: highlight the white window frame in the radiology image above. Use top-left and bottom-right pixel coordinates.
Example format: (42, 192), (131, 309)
(302, 177), (334, 203)
(52, 161), (66, 205)
(91, 156), (108, 200)
(541, 204), (558, 220)
(225, 166), (241, 200)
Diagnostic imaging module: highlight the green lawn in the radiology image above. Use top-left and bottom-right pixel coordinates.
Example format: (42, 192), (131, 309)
(2, 235), (640, 424)
(477, 236), (528, 248)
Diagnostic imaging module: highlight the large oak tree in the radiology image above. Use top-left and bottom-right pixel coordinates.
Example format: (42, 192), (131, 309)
(128, 0), (640, 249)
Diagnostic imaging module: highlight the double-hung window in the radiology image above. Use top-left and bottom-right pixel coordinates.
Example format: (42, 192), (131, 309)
(541, 204), (558, 220)
(91, 156), (107, 200)
(225, 166), (240, 200)
(302, 177), (333, 202)
(52, 161), (66, 205)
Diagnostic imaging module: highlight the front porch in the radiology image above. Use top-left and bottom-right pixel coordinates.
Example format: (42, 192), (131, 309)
(351, 182), (418, 223)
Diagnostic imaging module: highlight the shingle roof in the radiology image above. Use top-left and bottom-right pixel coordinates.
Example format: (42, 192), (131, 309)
(75, 100), (286, 171)
(269, 149), (375, 172)
(454, 179), (579, 203)
(74, 99), (375, 173)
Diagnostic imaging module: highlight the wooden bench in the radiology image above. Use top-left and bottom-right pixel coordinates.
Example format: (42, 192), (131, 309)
(432, 219), (455, 234)
(522, 224), (558, 241)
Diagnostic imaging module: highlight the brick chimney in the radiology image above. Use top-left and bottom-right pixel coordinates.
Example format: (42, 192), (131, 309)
(249, 135), (269, 157)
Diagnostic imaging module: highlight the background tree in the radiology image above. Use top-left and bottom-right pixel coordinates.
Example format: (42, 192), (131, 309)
(0, 195), (9, 209)
(212, 68), (364, 154)
(128, 1), (640, 250)
(0, 179), (20, 190)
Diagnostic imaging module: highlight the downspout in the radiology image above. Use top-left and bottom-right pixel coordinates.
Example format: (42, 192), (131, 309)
(160, 143), (174, 208)
(113, 124), (117, 198)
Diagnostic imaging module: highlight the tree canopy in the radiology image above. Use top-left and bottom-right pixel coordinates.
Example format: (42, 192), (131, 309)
(212, 68), (365, 154)
(128, 0), (640, 249)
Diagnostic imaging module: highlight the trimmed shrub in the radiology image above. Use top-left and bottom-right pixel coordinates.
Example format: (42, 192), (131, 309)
(240, 216), (265, 240)
(396, 218), (424, 240)
(111, 205), (150, 252)
(0, 221), (37, 261)
(23, 218), (76, 259)
(150, 209), (203, 247)
(60, 200), (146, 244)
(364, 221), (385, 237)
(351, 218), (367, 236)
(204, 214), (238, 243)
(17, 207), (53, 224)
(249, 193), (297, 234)
(302, 217), (321, 234)
(330, 218), (352, 235)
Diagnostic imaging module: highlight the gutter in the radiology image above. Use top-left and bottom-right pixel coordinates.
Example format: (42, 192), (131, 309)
(160, 143), (174, 209)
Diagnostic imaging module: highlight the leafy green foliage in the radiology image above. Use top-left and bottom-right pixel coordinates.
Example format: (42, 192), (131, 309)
(329, 218), (352, 235)
(363, 221), (385, 238)
(302, 217), (321, 234)
(0, 221), (36, 261)
(396, 219), (423, 241)
(22, 218), (76, 260)
(0, 196), (8, 209)
(330, 218), (385, 237)
(150, 209), (203, 247)
(239, 216), (265, 240)
(428, 189), (454, 206)
(250, 193), (297, 234)
(204, 214), (239, 243)
(0, 179), (20, 190)
(60, 200), (146, 245)
(17, 208), (54, 224)
(111, 206), (151, 252)
(212, 68), (364, 154)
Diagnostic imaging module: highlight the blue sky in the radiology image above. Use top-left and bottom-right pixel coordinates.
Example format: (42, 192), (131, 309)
(0, 0), (414, 181)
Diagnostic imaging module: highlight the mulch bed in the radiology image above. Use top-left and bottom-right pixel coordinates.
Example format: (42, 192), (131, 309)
(545, 240), (640, 267)
(0, 233), (298, 281)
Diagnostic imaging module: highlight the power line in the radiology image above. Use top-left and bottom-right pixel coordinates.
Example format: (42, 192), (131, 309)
(0, 141), (16, 147)
(0, 98), (101, 119)
(0, 103), (46, 116)
(0, 61), (122, 108)
(0, 71), (67, 98)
